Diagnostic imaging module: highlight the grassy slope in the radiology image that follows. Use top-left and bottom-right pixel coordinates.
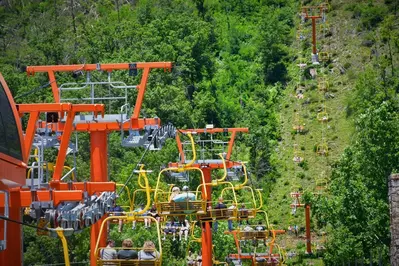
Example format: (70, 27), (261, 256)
(266, 0), (385, 263)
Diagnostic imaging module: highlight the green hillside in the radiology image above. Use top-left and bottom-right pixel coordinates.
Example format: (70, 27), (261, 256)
(0, 0), (398, 265)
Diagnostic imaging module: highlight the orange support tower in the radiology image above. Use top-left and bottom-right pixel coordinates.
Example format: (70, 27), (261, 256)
(169, 127), (249, 266)
(301, 5), (327, 64)
(0, 62), (172, 265)
(290, 191), (312, 254)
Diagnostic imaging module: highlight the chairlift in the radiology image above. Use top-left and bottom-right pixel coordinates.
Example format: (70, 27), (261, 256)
(316, 143), (329, 156)
(319, 52), (330, 62)
(95, 215), (162, 266)
(317, 79), (329, 92)
(317, 111), (329, 122)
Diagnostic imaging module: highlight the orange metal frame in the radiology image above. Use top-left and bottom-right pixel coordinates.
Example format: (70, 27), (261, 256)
(26, 62), (172, 119)
(0, 62), (172, 265)
(226, 230), (285, 266)
(0, 74), (27, 189)
(290, 192), (312, 254)
(301, 5), (326, 55)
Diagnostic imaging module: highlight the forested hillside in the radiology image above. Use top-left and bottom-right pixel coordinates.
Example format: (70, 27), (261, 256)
(0, 0), (398, 265)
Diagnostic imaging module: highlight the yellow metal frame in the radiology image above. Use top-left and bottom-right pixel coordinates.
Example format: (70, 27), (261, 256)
(293, 144), (304, 163)
(317, 111), (329, 122)
(316, 143), (329, 156)
(319, 51), (330, 62)
(318, 79), (329, 92)
(55, 228), (70, 266)
(94, 215), (162, 265)
(116, 183), (133, 211)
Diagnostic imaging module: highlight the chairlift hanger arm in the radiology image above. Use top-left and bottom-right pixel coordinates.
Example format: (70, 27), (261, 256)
(175, 128), (248, 164)
(133, 167), (152, 215)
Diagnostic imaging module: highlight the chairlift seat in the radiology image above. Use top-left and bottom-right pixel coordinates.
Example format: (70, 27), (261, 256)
(239, 230), (269, 240)
(198, 208), (234, 221)
(97, 259), (159, 266)
(156, 201), (205, 216)
(237, 209), (256, 220)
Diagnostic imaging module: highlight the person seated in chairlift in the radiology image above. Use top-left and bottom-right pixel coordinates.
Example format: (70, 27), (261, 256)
(146, 204), (160, 228)
(169, 186), (181, 202)
(196, 251), (202, 266)
(293, 156), (303, 163)
(138, 241), (160, 260)
(255, 221), (266, 231)
(179, 219), (190, 241)
(132, 204), (150, 229)
(238, 204), (250, 226)
(213, 197), (228, 232)
(109, 202), (124, 233)
(187, 250), (196, 265)
(255, 221), (267, 246)
(162, 221), (178, 241)
(117, 239), (138, 260)
(100, 239), (117, 264)
(296, 93), (304, 99)
(180, 185), (196, 200)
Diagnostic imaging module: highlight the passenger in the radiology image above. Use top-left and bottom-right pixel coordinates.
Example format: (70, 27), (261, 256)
(213, 197), (227, 232)
(109, 202), (124, 233)
(241, 224), (254, 247)
(162, 221), (177, 241)
(138, 241), (160, 260)
(294, 225), (299, 237)
(147, 204), (161, 228)
(117, 239), (138, 260)
(227, 203), (236, 231)
(179, 219), (190, 241)
(100, 239), (117, 264)
(169, 187), (181, 222)
(255, 221), (267, 246)
(255, 221), (266, 231)
(132, 204), (149, 229)
(170, 186), (181, 201)
(238, 204), (250, 226)
(196, 251), (202, 266)
(187, 250), (196, 265)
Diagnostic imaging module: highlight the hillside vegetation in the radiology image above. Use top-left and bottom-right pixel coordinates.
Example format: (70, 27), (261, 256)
(0, 0), (398, 265)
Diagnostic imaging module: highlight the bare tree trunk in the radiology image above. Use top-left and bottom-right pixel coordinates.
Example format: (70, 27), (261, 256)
(70, 0), (77, 36)
(389, 173), (399, 266)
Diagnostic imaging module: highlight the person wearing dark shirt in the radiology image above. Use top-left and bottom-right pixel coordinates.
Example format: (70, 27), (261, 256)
(147, 204), (160, 228)
(117, 238), (138, 262)
(109, 202), (124, 232)
(238, 203), (250, 226)
(213, 197), (233, 231)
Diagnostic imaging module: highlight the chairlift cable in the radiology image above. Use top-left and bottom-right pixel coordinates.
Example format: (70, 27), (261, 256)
(115, 126), (163, 197)
(0, 215), (49, 232)
(14, 80), (56, 100)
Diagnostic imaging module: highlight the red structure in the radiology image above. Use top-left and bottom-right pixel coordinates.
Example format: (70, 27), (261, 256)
(169, 127), (248, 266)
(290, 191), (312, 254)
(0, 62), (172, 265)
(225, 229), (285, 265)
(301, 5), (327, 63)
